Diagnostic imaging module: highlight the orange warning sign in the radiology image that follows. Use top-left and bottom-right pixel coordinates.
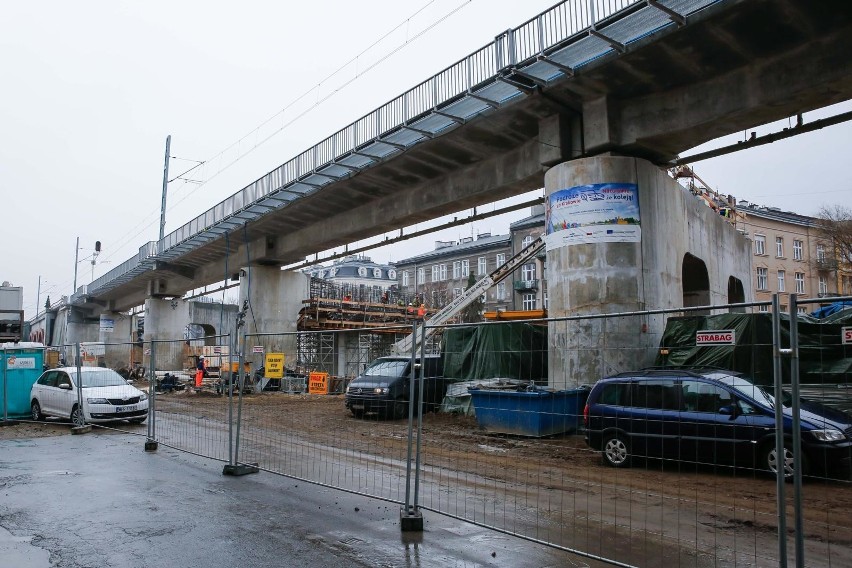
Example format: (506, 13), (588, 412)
(308, 372), (329, 395)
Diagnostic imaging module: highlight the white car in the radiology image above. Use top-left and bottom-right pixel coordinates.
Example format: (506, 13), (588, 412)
(30, 367), (149, 426)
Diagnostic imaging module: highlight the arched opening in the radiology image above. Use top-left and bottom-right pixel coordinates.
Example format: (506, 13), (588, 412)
(727, 276), (745, 312)
(187, 323), (217, 346)
(682, 253), (710, 314)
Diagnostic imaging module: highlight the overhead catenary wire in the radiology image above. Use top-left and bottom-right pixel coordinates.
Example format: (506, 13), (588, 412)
(92, 0), (476, 273)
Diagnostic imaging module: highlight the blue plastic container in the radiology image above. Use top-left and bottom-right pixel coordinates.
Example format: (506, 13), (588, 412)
(468, 387), (589, 437)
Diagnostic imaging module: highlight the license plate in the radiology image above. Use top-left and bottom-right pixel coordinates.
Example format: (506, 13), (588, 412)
(115, 405), (137, 413)
(351, 404), (364, 410)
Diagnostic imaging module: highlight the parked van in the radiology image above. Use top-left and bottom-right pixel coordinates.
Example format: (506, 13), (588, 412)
(344, 355), (447, 419)
(583, 368), (852, 480)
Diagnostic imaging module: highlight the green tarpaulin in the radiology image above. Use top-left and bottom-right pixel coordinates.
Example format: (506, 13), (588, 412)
(443, 322), (547, 382)
(656, 313), (852, 386)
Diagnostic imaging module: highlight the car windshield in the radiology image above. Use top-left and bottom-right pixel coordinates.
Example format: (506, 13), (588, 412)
(717, 374), (790, 408)
(364, 360), (409, 378)
(73, 369), (129, 388)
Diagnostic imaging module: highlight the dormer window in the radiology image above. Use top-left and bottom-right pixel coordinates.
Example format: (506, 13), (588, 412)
(358, 267), (368, 277)
(373, 268), (382, 278)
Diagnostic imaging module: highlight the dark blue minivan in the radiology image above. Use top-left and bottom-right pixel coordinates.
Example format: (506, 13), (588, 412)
(583, 369), (852, 479)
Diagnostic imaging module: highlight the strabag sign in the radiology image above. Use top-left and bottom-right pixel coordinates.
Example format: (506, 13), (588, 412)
(843, 327), (852, 345)
(696, 330), (736, 345)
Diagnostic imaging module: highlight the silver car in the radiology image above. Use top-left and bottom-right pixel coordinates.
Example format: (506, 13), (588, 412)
(30, 367), (149, 426)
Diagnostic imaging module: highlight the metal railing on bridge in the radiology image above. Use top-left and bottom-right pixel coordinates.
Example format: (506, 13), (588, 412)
(83, 0), (719, 302)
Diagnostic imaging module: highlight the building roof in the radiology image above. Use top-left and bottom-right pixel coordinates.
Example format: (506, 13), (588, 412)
(395, 233), (510, 265)
(308, 255), (397, 281)
(737, 202), (819, 227)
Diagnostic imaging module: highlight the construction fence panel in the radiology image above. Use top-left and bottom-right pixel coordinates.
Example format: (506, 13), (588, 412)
(231, 326), (417, 503)
(146, 334), (235, 462)
(413, 302), (852, 567)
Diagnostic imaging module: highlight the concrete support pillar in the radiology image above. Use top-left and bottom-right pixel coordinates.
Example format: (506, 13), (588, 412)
(99, 311), (135, 369)
(144, 298), (190, 371)
(238, 267), (309, 371)
(544, 156), (751, 389)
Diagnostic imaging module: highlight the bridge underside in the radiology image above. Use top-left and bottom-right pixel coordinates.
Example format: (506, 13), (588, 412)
(83, 0), (852, 313)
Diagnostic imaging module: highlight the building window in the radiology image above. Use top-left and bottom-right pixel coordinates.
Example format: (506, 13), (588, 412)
(522, 293), (536, 310)
(754, 235), (766, 256)
(496, 253), (506, 267)
(439, 264), (447, 281)
(819, 276), (828, 296)
(775, 237), (784, 258)
(358, 267), (368, 277)
(757, 267), (768, 290)
(453, 288), (462, 298)
(522, 235), (534, 248)
(402, 271), (409, 287)
(417, 268), (425, 285)
(452, 261), (461, 279)
(431, 266), (439, 282)
(777, 270), (785, 292)
(817, 244), (826, 262)
(793, 240), (803, 261)
(497, 282), (506, 300)
(795, 272), (805, 294)
(521, 263), (536, 281)
(758, 304), (769, 313)
(478, 256), (487, 276)
(543, 291), (548, 310)
(373, 268), (382, 278)
(461, 259), (469, 277)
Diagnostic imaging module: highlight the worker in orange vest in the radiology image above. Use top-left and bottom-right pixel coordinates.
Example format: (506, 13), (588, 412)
(417, 304), (426, 318)
(195, 356), (206, 388)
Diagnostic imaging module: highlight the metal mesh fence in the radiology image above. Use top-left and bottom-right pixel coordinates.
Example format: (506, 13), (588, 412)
(17, 295), (851, 566)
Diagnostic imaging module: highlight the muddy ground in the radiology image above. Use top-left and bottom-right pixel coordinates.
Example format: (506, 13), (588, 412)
(4, 386), (852, 566)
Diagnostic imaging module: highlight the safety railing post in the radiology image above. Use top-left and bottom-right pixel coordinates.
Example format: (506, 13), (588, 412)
(771, 293), (788, 568)
(223, 332), (258, 476)
(413, 321), (427, 511)
(788, 295), (804, 568)
(144, 341), (158, 451)
(401, 320), (423, 531)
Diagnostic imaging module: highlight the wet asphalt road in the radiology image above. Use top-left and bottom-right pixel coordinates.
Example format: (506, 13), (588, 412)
(0, 431), (610, 568)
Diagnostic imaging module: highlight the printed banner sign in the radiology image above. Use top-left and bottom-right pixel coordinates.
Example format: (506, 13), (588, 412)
(5, 356), (36, 369)
(264, 353), (285, 379)
(545, 182), (640, 250)
(843, 327), (852, 345)
(252, 345), (264, 354)
(99, 315), (115, 333)
(696, 330), (736, 345)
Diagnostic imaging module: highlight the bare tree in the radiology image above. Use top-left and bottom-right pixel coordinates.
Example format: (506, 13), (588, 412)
(815, 205), (852, 294)
(460, 273), (485, 323)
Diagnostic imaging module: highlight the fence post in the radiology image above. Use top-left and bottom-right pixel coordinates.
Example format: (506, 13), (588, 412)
(771, 293), (788, 567)
(223, 332), (258, 476)
(401, 321), (423, 531)
(145, 341), (158, 451)
(788, 294), (804, 567)
(2, 346), (7, 422)
(413, 321), (427, 512)
(70, 343), (89, 433)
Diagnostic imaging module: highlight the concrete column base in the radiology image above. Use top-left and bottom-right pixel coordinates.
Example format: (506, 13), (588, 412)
(400, 507), (424, 532)
(144, 440), (158, 452)
(70, 425), (91, 435)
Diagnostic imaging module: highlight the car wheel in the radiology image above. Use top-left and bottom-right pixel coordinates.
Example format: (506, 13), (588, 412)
(602, 434), (631, 468)
(31, 400), (45, 421)
(760, 441), (806, 481)
(70, 405), (86, 427)
(391, 398), (408, 420)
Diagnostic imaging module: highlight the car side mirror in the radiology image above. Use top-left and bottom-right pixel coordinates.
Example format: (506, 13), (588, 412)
(58, 383), (72, 390)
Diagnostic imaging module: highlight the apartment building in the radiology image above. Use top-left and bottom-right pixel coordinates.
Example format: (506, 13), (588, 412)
(394, 233), (512, 312)
(508, 206), (547, 311)
(736, 202), (844, 312)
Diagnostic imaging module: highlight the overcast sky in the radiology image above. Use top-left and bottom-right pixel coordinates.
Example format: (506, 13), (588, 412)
(3, 0), (850, 318)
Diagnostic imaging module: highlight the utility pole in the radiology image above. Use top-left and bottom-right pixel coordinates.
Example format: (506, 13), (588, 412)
(73, 236), (80, 292)
(159, 135), (171, 243)
(36, 276), (41, 317)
